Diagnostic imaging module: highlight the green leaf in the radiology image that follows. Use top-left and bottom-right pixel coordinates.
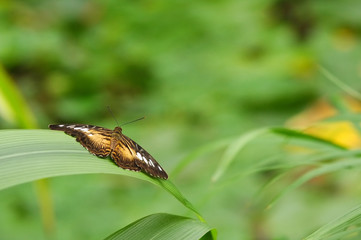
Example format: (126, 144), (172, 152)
(0, 65), (56, 237)
(270, 127), (347, 150)
(104, 213), (215, 240)
(267, 158), (361, 208)
(0, 65), (37, 128)
(304, 203), (361, 240)
(211, 128), (267, 182)
(211, 127), (346, 183)
(0, 129), (203, 220)
(172, 138), (232, 177)
(319, 66), (361, 101)
(219, 126), (348, 177)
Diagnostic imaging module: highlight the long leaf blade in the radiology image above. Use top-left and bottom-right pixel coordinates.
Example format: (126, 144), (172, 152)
(0, 65), (37, 128)
(211, 128), (267, 182)
(304, 203), (361, 240)
(270, 127), (347, 150)
(104, 213), (214, 240)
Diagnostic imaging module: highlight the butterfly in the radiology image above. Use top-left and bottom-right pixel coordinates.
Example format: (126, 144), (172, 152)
(48, 124), (168, 179)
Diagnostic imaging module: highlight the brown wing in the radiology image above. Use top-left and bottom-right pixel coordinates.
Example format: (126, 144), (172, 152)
(49, 124), (112, 157)
(110, 135), (142, 172)
(111, 133), (168, 179)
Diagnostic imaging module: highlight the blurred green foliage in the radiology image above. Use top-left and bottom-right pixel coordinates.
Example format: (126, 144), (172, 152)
(0, 0), (361, 239)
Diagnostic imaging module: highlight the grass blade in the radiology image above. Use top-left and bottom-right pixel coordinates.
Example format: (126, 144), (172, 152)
(0, 65), (56, 237)
(211, 128), (267, 182)
(104, 213), (214, 240)
(270, 127), (347, 150)
(0, 65), (37, 128)
(267, 158), (361, 208)
(304, 203), (361, 240)
(211, 127), (346, 183)
(319, 66), (361, 101)
(172, 138), (232, 177)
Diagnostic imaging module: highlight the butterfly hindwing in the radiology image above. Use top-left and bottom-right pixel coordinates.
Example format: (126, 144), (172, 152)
(49, 124), (113, 157)
(110, 138), (141, 172)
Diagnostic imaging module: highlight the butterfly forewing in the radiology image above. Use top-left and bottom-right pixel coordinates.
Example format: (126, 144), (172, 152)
(49, 124), (168, 179)
(49, 124), (113, 157)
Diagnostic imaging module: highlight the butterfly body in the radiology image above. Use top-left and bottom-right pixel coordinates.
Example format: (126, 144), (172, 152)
(49, 124), (168, 179)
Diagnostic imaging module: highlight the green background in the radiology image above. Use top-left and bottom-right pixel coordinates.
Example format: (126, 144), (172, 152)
(0, 0), (361, 239)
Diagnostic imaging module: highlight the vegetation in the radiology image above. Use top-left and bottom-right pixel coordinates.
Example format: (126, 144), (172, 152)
(1, 0), (361, 239)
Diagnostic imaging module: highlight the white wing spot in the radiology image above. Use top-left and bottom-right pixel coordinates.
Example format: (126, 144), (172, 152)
(74, 127), (90, 132)
(148, 159), (155, 167)
(141, 156), (148, 164)
(158, 166), (163, 171)
(137, 152), (149, 164)
(59, 124), (64, 127)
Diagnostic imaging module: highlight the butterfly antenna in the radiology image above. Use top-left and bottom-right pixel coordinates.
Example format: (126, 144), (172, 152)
(107, 106), (145, 127)
(120, 116), (145, 127)
(107, 106), (120, 127)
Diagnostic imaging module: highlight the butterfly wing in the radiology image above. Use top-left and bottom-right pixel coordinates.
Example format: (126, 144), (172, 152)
(111, 133), (168, 179)
(49, 124), (168, 179)
(49, 124), (112, 157)
(110, 135), (142, 173)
